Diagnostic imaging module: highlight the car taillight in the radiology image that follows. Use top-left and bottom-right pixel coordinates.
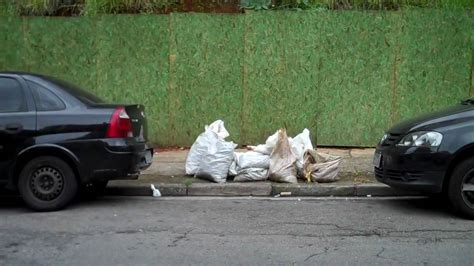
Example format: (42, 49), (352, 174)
(106, 107), (133, 138)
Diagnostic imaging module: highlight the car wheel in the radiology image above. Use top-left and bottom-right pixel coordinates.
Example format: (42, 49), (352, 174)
(18, 156), (78, 212)
(448, 158), (474, 219)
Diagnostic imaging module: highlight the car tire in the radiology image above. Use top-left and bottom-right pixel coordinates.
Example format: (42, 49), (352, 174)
(448, 158), (474, 219)
(18, 156), (78, 212)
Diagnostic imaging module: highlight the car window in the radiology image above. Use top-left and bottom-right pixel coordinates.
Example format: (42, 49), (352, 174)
(0, 77), (26, 113)
(47, 77), (104, 105)
(28, 81), (66, 111)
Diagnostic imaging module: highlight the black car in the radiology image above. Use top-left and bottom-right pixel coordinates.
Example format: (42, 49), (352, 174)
(0, 72), (152, 211)
(374, 100), (474, 219)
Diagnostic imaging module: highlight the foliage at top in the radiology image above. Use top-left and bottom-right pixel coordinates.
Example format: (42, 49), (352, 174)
(3, 0), (474, 16)
(240, 0), (474, 11)
(240, 0), (313, 10)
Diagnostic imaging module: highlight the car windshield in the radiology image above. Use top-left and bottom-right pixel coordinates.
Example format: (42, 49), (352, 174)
(47, 77), (105, 105)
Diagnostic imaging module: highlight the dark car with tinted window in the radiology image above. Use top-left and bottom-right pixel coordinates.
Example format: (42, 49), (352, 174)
(375, 100), (474, 219)
(0, 72), (152, 211)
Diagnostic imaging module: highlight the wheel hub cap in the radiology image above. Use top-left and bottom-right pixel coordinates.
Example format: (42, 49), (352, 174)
(30, 166), (64, 201)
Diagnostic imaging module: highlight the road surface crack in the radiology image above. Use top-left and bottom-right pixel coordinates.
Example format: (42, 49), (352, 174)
(168, 229), (193, 247)
(304, 247), (329, 262)
(376, 247), (403, 263)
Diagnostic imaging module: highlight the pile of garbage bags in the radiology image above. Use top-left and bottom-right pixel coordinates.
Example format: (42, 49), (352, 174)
(185, 120), (342, 184)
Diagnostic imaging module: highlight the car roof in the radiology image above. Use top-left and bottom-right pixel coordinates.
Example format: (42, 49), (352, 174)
(1, 71), (105, 105)
(0, 71), (46, 78)
(0, 72), (61, 86)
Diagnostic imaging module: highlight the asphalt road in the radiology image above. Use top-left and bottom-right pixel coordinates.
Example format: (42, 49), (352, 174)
(0, 196), (473, 266)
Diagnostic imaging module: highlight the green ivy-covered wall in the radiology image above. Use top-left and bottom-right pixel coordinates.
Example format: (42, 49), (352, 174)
(1, 10), (473, 147)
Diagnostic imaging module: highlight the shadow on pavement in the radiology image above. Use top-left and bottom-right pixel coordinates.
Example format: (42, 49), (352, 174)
(378, 196), (457, 218)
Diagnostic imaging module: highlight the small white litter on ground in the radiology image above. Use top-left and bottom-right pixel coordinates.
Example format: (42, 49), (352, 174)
(151, 184), (162, 197)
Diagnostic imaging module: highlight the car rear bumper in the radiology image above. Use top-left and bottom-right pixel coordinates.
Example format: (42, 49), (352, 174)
(80, 139), (153, 183)
(374, 145), (448, 194)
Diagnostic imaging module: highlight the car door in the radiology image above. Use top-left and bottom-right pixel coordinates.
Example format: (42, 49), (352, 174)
(0, 75), (36, 184)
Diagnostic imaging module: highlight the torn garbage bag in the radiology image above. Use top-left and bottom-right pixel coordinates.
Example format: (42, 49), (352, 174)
(186, 120), (230, 175)
(249, 128), (314, 175)
(267, 129), (298, 183)
(303, 149), (342, 183)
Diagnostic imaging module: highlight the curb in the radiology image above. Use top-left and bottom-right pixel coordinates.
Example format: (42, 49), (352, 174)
(187, 183), (271, 196)
(106, 182), (421, 197)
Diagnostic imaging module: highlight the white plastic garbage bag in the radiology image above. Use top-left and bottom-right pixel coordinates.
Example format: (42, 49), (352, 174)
(186, 120), (230, 175)
(291, 128), (314, 175)
(248, 131), (279, 155)
(234, 168), (268, 182)
(303, 149), (342, 183)
(194, 133), (237, 183)
(228, 159), (239, 176)
(234, 151), (270, 169)
(267, 129), (298, 183)
(229, 152), (269, 182)
(186, 131), (213, 175)
(205, 120), (230, 139)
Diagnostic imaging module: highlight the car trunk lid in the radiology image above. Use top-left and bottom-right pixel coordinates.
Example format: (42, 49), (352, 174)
(91, 103), (148, 142)
(124, 104), (148, 142)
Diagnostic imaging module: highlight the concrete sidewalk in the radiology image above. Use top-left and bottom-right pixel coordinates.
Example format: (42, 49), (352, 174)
(107, 148), (420, 197)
